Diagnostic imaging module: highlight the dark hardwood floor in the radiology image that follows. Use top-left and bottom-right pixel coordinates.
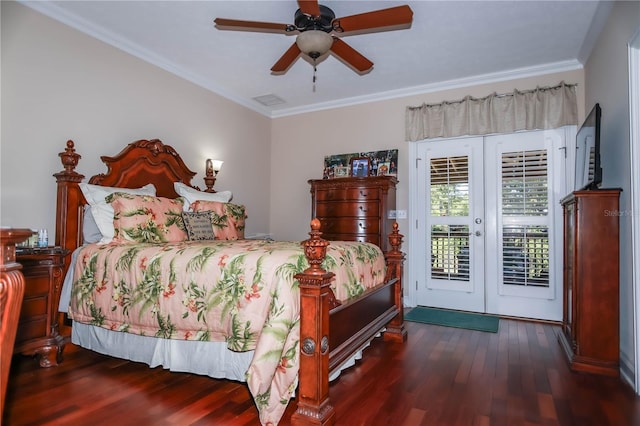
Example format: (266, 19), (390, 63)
(4, 319), (640, 425)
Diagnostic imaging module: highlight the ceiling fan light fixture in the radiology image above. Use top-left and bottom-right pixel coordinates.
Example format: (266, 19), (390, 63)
(296, 30), (333, 59)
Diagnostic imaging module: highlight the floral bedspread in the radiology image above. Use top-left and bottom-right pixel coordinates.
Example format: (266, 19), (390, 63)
(68, 239), (386, 425)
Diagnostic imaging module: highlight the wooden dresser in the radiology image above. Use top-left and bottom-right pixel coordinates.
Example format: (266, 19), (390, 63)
(15, 247), (69, 367)
(309, 176), (397, 252)
(558, 189), (621, 376)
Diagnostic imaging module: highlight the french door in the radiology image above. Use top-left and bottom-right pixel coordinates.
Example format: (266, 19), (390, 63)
(411, 129), (570, 321)
(415, 137), (486, 312)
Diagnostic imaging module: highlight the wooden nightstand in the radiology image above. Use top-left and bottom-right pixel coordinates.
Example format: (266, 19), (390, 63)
(15, 246), (69, 367)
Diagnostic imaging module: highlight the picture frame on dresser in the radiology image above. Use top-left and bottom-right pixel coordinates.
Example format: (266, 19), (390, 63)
(350, 157), (371, 177)
(377, 161), (391, 176)
(334, 166), (349, 178)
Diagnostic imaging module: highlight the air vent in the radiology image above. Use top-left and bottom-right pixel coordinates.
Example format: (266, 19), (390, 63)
(253, 94), (286, 106)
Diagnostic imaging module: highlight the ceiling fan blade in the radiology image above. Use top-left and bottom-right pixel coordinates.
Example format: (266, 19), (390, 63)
(330, 38), (373, 73)
(271, 43), (302, 73)
(214, 18), (292, 33)
(333, 5), (413, 33)
(297, 0), (320, 17)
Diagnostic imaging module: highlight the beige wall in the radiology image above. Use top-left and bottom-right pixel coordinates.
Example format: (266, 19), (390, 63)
(270, 70), (585, 242)
(1, 1), (272, 238)
(583, 0), (640, 385)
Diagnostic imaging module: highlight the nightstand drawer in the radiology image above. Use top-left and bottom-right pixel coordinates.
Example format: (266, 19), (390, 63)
(20, 296), (48, 319)
(17, 317), (48, 342)
(22, 273), (51, 296)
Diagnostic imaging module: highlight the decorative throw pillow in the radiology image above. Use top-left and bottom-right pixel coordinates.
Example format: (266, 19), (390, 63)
(79, 182), (156, 244)
(173, 182), (233, 211)
(182, 211), (216, 241)
(191, 200), (247, 240)
(107, 193), (187, 243)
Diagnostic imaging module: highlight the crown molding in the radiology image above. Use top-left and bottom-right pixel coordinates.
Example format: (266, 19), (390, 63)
(269, 60), (583, 118)
(20, 1), (583, 120)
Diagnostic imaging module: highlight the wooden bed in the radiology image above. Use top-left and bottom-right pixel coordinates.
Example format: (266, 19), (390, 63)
(53, 139), (406, 425)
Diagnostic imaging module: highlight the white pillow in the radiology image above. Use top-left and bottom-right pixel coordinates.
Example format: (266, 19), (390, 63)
(173, 182), (233, 211)
(82, 205), (102, 244)
(79, 182), (156, 244)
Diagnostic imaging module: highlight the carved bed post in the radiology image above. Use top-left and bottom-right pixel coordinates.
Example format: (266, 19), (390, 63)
(292, 219), (336, 426)
(383, 222), (407, 342)
(53, 140), (85, 271)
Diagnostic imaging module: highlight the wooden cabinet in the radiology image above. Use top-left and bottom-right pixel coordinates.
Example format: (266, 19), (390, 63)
(558, 189), (621, 376)
(309, 176), (397, 251)
(15, 247), (69, 367)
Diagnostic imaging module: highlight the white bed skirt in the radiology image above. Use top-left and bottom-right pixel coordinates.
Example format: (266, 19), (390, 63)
(71, 321), (378, 384)
(71, 321), (254, 382)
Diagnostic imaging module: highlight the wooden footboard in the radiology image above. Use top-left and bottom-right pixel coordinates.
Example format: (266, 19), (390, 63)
(293, 220), (406, 425)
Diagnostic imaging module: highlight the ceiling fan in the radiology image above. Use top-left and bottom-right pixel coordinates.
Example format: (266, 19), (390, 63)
(213, 1), (413, 75)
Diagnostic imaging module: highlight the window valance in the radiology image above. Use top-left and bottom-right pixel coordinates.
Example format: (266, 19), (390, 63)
(405, 82), (578, 141)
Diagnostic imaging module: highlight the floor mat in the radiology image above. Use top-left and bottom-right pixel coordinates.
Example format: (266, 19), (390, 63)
(404, 306), (499, 333)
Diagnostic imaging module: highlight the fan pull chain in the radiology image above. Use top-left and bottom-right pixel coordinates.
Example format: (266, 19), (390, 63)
(312, 60), (317, 92)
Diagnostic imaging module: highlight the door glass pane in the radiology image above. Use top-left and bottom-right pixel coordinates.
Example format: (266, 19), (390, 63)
(431, 225), (470, 281)
(501, 149), (550, 288)
(502, 150), (548, 216)
(502, 225), (550, 287)
(430, 156), (469, 216)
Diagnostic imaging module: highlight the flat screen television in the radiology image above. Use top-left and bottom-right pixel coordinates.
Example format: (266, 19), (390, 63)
(574, 103), (602, 190)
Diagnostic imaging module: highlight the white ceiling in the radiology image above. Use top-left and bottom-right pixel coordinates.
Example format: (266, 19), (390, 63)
(21, 1), (609, 118)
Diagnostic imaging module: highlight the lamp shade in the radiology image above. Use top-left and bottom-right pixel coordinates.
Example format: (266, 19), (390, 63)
(209, 159), (224, 172)
(296, 31), (333, 59)
(206, 159), (223, 175)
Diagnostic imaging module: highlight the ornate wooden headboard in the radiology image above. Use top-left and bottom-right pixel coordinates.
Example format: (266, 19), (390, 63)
(54, 139), (202, 265)
(88, 139), (197, 198)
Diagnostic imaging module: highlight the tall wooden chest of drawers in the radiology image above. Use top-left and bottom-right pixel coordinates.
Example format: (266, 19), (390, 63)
(309, 176), (397, 251)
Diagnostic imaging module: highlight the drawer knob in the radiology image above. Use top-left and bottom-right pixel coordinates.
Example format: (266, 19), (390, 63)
(359, 206), (368, 213)
(359, 223), (367, 230)
(359, 190), (368, 197)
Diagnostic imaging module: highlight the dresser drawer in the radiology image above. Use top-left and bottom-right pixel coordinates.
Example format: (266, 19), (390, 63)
(315, 201), (379, 217)
(318, 218), (380, 235)
(322, 233), (381, 246)
(315, 187), (381, 202)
